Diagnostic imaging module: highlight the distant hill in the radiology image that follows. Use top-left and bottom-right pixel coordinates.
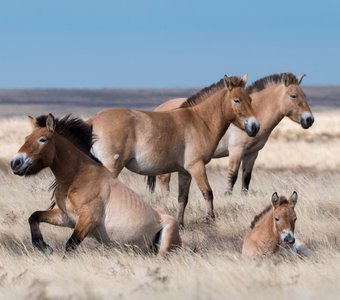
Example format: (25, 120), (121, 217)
(0, 86), (339, 118)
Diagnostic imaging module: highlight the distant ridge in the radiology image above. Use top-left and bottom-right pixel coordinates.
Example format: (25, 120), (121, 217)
(0, 86), (339, 118)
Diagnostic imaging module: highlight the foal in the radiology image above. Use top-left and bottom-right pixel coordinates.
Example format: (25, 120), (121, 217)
(242, 191), (303, 258)
(11, 114), (181, 257)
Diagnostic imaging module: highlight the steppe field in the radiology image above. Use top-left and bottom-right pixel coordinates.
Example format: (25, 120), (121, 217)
(0, 87), (340, 299)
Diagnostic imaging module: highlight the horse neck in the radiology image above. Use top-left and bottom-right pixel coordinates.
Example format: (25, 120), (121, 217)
(251, 84), (285, 136)
(50, 133), (91, 187)
(255, 209), (280, 245)
(190, 89), (230, 142)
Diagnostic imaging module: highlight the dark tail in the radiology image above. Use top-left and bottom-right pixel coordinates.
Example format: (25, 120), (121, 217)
(147, 176), (156, 193)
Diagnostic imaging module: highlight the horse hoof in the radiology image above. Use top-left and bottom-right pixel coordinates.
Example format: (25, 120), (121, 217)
(44, 245), (54, 255)
(200, 215), (215, 224)
(33, 241), (53, 255)
(241, 189), (249, 195)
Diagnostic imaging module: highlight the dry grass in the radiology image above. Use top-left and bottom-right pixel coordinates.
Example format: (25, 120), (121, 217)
(1, 110), (340, 299)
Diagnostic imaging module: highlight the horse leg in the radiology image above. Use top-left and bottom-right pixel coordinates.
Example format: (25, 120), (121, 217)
(224, 154), (242, 195)
(188, 162), (214, 222)
(157, 173), (172, 193)
(104, 155), (126, 177)
(241, 152), (258, 194)
(177, 171), (192, 227)
(157, 214), (182, 258)
(65, 213), (96, 252)
(28, 208), (74, 254)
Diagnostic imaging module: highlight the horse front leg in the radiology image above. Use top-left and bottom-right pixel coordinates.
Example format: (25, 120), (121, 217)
(28, 208), (74, 254)
(241, 152), (258, 194)
(65, 213), (96, 252)
(224, 153), (242, 195)
(188, 162), (214, 223)
(177, 171), (192, 227)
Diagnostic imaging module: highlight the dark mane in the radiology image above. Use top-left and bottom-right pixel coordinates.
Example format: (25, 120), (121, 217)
(250, 197), (290, 229)
(179, 76), (246, 108)
(246, 73), (298, 94)
(35, 114), (101, 164)
(250, 205), (272, 229)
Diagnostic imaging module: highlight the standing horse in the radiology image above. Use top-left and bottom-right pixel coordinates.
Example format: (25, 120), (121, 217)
(89, 75), (260, 226)
(242, 191), (301, 258)
(10, 114), (181, 257)
(154, 73), (314, 194)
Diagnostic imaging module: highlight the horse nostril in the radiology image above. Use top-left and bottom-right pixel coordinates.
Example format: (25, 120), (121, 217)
(11, 158), (23, 170)
(251, 122), (259, 135)
(284, 234), (295, 244)
(306, 116), (314, 126)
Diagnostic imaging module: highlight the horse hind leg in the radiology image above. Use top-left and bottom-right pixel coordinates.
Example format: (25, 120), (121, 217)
(241, 152), (258, 194)
(157, 173), (172, 193)
(156, 214), (182, 258)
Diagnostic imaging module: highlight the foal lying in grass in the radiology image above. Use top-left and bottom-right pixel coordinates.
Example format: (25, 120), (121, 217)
(242, 191), (308, 258)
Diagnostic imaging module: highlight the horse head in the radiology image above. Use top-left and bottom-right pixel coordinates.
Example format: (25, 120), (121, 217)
(223, 74), (260, 137)
(280, 73), (314, 129)
(271, 191), (298, 245)
(11, 114), (57, 176)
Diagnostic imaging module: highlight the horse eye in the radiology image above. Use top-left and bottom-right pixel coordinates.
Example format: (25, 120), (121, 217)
(39, 137), (47, 144)
(233, 98), (241, 104)
(290, 94), (297, 100)
(275, 217), (280, 222)
(294, 218), (297, 222)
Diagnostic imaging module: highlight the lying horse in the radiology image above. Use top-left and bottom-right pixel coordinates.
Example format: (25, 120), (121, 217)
(89, 75), (260, 226)
(155, 73), (314, 194)
(10, 114), (181, 257)
(242, 191), (307, 258)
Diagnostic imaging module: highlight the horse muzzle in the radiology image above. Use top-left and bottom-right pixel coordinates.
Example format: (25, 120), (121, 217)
(282, 232), (295, 245)
(300, 112), (314, 129)
(244, 117), (260, 137)
(10, 153), (31, 176)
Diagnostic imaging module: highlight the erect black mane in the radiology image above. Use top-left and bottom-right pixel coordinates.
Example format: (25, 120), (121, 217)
(246, 72), (299, 94)
(179, 76), (246, 108)
(35, 114), (101, 164)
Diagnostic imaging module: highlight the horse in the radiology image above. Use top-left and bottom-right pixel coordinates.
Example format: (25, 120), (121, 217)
(10, 114), (181, 257)
(89, 75), (260, 226)
(242, 191), (307, 258)
(154, 73), (314, 194)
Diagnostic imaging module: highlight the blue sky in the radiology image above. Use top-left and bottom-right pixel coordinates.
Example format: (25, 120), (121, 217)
(0, 0), (339, 88)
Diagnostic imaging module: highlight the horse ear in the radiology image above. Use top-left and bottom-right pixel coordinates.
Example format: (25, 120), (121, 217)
(28, 116), (37, 128)
(224, 75), (233, 91)
(241, 74), (248, 86)
(46, 113), (56, 132)
(271, 192), (280, 207)
(289, 191), (298, 207)
(297, 73), (306, 85)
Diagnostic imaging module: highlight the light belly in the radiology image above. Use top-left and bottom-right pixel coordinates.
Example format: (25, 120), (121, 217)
(125, 151), (179, 175)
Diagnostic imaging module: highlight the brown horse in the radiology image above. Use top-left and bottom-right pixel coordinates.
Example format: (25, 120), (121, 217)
(242, 191), (303, 258)
(10, 114), (181, 257)
(89, 75), (260, 226)
(155, 73), (314, 194)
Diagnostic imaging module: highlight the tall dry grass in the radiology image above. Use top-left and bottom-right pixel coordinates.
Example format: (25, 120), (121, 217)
(0, 110), (340, 299)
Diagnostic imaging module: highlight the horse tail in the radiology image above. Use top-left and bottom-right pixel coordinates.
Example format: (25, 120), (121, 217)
(147, 176), (156, 193)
